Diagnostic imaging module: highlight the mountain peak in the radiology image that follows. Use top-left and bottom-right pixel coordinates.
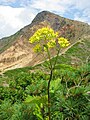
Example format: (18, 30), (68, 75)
(0, 11), (90, 72)
(32, 11), (57, 24)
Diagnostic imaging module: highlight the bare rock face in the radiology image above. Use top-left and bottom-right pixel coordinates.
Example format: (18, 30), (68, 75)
(0, 11), (90, 72)
(0, 35), (33, 71)
(0, 20), (50, 72)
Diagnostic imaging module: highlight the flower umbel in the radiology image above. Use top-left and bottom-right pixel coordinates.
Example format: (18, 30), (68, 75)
(29, 27), (70, 53)
(29, 27), (58, 44)
(58, 37), (70, 47)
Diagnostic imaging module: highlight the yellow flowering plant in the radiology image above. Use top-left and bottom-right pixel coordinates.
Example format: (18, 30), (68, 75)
(29, 27), (69, 53)
(29, 27), (70, 120)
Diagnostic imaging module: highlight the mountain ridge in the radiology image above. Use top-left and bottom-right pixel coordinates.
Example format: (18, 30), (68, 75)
(0, 11), (90, 72)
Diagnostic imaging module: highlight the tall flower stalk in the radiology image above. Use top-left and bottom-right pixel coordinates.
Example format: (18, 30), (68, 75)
(29, 27), (70, 120)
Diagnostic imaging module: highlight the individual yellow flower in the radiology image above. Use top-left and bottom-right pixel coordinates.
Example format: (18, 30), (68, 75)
(44, 46), (47, 51)
(33, 44), (41, 53)
(47, 40), (56, 48)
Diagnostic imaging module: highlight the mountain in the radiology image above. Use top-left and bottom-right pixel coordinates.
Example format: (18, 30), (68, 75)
(0, 11), (90, 72)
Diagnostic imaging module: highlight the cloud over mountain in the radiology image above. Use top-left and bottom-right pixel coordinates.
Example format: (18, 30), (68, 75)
(0, 0), (90, 38)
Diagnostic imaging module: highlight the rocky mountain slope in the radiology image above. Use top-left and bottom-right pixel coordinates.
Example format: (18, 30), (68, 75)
(0, 11), (90, 72)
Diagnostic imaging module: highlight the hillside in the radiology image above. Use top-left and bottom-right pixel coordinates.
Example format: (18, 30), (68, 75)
(0, 11), (90, 72)
(0, 11), (90, 120)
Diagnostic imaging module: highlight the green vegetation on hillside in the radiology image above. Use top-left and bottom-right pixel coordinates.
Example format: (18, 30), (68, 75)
(0, 31), (21, 54)
(0, 63), (90, 120)
(51, 37), (90, 66)
(0, 33), (90, 120)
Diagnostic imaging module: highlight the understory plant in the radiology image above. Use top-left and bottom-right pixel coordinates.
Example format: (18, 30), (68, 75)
(0, 63), (90, 120)
(29, 27), (70, 120)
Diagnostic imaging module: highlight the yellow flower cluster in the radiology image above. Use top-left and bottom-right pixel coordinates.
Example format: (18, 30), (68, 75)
(33, 44), (41, 53)
(58, 37), (70, 47)
(29, 27), (58, 44)
(47, 40), (56, 48)
(29, 27), (70, 53)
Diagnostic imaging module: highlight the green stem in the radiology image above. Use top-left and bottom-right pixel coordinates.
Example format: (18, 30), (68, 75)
(42, 51), (50, 69)
(46, 48), (53, 120)
(47, 47), (60, 120)
(53, 48), (60, 69)
(48, 69), (53, 120)
(47, 48), (52, 70)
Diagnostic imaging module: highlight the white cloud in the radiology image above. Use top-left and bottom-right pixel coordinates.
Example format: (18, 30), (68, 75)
(30, 0), (71, 15)
(0, 0), (16, 4)
(74, 9), (90, 25)
(0, 0), (15, 2)
(74, 0), (90, 10)
(68, 0), (90, 24)
(25, 0), (90, 24)
(0, 0), (90, 39)
(0, 5), (36, 39)
(0, 6), (23, 38)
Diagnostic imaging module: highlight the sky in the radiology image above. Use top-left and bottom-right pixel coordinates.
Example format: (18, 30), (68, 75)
(0, 0), (90, 39)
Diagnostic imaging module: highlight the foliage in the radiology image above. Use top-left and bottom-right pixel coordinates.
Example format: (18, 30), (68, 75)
(0, 27), (90, 120)
(0, 63), (90, 120)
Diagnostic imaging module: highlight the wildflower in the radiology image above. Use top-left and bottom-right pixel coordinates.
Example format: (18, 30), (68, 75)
(33, 44), (41, 53)
(47, 40), (56, 48)
(58, 37), (70, 47)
